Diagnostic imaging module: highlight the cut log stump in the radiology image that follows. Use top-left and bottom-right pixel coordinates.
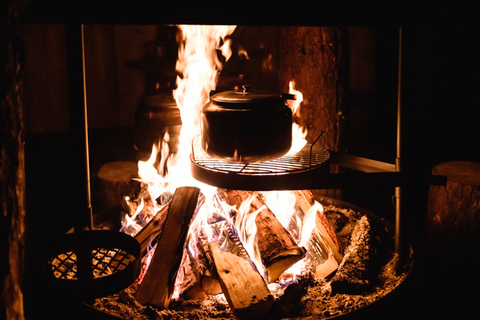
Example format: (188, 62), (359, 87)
(93, 161), (139, 209)
(135, 186), (200, 309)
(428, 161), (480, 259)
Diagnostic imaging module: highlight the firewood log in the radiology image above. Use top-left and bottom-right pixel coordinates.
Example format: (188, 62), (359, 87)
(174, 228), (222, 300)
(135, 186), (200, 309)
(134, 205), (168, 258)
(174, 248), (209, 300)
(330, 215), (373, 294)
(93, 161), (140, 209)
(294, 190), (342, 261)
(307, 230), (340, 279)
(428, 161), (480, 259)
(293, 190), (342, 279)
(209, 242), (274, 319)
(219, 189), (306, 282)
(196, 228), (223, 296)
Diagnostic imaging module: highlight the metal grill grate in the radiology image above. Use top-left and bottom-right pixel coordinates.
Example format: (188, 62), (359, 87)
(192, 143), (330, 176)
(49, 247), (136, 280)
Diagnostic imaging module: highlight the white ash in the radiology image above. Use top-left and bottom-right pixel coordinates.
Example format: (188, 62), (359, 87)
(92, 204), (409, 319)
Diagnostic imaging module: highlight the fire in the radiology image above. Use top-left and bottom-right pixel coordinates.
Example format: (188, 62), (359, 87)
(287, 80), (308, 155)
(122, 25), (236, 234)
(173, 25), (236, 154)
(121, 24), (324, 300)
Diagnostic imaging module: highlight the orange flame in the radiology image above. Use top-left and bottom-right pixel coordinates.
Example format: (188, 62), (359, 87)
(122, 25), (326, 296)
(122, 25), (236, 235)
(287, 80), (307, 155)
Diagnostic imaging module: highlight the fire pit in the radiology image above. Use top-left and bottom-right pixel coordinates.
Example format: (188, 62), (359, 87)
(90, 193), (410, 319)
(37, 24), (413, 320)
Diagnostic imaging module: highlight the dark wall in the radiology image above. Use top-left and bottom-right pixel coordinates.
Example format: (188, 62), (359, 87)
(403, 26), (480, 169)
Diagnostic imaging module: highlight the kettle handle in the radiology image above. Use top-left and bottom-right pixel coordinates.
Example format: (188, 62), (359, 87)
(281, 93), (296, 101)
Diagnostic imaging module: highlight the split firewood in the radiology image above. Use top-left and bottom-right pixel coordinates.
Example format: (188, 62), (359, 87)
(134, 205), (168, 258)
(219, 189), (306, 282)
(175, 195), (234, 301)
(294, 190), (342, 261)
(174, 248), (209, 300)
(93, 161), (140, 209)
(307, 230), (340, 279)
(292, 190), (342, 279)
(330, 215), (374, 294)
(135, 186), (200, 309)
(174, 227), (222, 300)
(209, 242), (274, 319)
(196, 227), (223, 296)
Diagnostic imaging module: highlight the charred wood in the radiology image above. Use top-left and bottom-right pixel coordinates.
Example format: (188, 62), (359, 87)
(330, 215), (373, 294)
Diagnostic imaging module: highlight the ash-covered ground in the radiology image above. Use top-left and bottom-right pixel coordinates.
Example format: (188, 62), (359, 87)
(92, 204), (409, 319)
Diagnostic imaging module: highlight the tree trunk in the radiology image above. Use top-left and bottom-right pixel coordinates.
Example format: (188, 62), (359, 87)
(278, 27), (346, 199)
(278, 26), (346, 153)
(427, 161), (480, 259)
(1, 2), (26, 319)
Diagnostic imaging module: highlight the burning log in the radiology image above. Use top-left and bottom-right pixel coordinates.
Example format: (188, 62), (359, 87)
(135, 186), (200, 309)
(134, 205), (168, 258)
(330, 215), (374, 294)
(294, 190), (343, 262)
(194, 229), (223, 296)
(174, 229), (221, 300)
(208, 242), (274, 319)
(293, 190), (342, 279)
(219, 189), (306, 282)
(174, 248), (210, 300)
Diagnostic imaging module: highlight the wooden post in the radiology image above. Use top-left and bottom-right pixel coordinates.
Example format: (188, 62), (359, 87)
(1, 2), (26, 318)
(135, 186), (200, 309)
(278, 26), (346, 199)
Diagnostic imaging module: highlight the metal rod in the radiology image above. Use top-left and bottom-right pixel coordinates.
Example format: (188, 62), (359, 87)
(66, 23), (93, 231)
(309, 131), (325, 169)
(395, 27), (407, 268)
